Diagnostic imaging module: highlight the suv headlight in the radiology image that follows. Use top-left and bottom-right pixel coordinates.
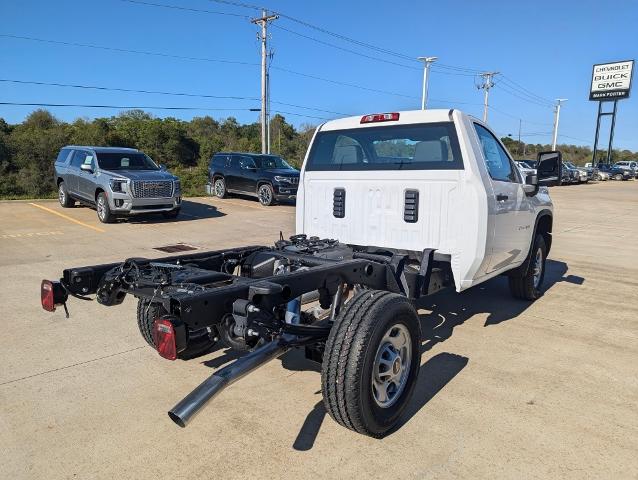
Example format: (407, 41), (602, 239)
(274, 176), (292, 183)
(109, 179), (127, 192)
(173, 179), (181, 194)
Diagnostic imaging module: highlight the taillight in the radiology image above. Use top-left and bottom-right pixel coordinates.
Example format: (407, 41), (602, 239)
(360, 112), (400, 124)
(41, 280), (67, 312)
(153, 318), (178, 360)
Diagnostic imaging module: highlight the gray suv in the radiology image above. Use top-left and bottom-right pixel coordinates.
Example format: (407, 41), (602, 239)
(54, 146), (181, 223)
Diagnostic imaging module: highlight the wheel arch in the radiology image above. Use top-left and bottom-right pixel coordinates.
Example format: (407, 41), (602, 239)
(95, 187), (105, 202)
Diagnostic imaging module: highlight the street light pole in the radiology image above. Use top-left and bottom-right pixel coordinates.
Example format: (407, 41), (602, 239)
(417, 56), (437, 110)
(551, 98), (567, 151)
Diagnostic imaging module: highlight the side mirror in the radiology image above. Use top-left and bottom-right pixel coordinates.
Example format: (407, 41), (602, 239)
(522, 173), (539, 196)
(536, 150), (562, 186)
(80, 163), (93, 173)
(159, 164), (167, 171)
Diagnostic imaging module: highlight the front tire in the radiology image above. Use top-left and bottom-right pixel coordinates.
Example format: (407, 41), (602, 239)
(614, 173), (623, 181)
(509, 234), (547, 300)
(321, 290), (421, 438)
(257, 183), (275, 206)
(58, 182), (74, 208)
(96, 192), (115, 223)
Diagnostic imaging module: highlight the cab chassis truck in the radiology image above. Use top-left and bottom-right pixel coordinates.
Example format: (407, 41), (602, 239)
(42, 110), (562, 438)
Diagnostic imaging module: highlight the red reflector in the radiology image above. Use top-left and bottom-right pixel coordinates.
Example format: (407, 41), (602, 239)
(360, 112), (400, 124)
(41, 280), (56, 312)
(153, 318), (177, 360)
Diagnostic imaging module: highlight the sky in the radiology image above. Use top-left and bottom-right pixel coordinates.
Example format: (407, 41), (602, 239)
(1, 0), (637, 150)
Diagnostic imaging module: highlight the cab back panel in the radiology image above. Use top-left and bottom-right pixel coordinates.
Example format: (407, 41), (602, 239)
(299, 170), (464, 254)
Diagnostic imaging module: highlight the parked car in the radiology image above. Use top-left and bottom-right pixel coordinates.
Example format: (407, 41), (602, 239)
(594, 169), (610, 181)
(54, 146), (182, 223)
(565, 162), (589, 183)
(562, 162), (580, 184)
(515, 160), (536, 177)
(598, 163), (632, 181)
(207, 152), (300, 206)
(613, 161), (638, 178)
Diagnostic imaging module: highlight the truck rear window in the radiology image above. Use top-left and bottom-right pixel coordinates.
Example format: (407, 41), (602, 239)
(305, 122), (463, 171)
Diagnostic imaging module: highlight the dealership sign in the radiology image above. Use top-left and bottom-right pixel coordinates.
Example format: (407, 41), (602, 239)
(589, 60), (634, 101)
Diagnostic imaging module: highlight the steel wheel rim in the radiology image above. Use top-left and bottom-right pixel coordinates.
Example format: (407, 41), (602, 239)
(97, 196), (106, 220)
(532, 247), (543, 289)
(258, 185), (271, 205)
(214, 179), (224, 197)
(372, 324), (412, 409)
(58, 184), (65, 205)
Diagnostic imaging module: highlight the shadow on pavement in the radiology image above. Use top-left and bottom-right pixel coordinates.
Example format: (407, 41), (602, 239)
(121, 199), (225, 224)
(418, 260), (579, 353)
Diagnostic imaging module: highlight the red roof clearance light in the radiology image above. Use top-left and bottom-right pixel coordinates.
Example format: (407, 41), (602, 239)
(153, 318), (178, 360)
(360, 112), (400, 124)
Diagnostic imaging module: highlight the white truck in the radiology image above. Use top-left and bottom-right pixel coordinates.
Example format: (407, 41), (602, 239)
(41, 109), (562, 438)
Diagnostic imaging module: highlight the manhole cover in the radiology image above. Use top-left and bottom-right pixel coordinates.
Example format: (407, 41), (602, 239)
(153, 243), (198, 253)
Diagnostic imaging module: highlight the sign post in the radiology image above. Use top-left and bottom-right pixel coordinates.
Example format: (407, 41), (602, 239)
(589, 60), (633, 165)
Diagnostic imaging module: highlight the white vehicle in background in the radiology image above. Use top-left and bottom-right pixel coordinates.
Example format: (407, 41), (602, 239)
(516, 160), (537, 177)
(43, 109), (563, 439)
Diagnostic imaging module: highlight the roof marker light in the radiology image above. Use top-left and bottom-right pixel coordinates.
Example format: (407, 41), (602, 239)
(360, 112), (400, 124)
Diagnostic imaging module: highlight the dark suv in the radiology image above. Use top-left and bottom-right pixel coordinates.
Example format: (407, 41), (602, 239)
(207, 152), (299, 206)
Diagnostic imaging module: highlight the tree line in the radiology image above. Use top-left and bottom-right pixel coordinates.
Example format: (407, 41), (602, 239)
(0, 109), (314, 199)
(0, 109), (636, 200)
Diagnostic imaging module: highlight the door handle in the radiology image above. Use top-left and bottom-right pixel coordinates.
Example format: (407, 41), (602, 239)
(496, 194), (509, 201)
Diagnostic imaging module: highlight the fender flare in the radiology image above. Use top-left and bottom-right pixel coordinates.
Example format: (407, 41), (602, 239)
(510, 209), (553, 276)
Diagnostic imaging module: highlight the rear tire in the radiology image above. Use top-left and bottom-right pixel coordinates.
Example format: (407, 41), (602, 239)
(213, 177), (227, 198)
(321, 290), (421, 438)
(96, 192), (115, 223)
(58, 182), (74, 208)
(508, 234), (547, 300)
(136, 299), (217, 358)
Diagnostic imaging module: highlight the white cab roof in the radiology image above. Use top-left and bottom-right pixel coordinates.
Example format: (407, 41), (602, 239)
(319, 109), (459, 132)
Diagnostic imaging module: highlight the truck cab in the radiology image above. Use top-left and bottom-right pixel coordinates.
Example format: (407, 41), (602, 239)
(296, 109), (556, 292)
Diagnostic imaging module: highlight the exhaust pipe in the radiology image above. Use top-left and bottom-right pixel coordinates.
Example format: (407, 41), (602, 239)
(168, 336), (293, 427)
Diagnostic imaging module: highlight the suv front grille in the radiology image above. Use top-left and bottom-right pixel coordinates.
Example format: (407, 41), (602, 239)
(131, 180), (174, 198)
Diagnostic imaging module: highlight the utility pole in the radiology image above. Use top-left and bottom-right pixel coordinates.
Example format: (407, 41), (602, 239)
(251, 10), (278, 154)
(518, 118), (522, 157)
(551, 98), (567, 150)
(476, 72), (499, 123)
(417, 56), (437, 110)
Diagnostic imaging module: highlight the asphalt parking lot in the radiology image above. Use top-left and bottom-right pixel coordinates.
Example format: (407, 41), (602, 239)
(1, 183), (637, 479)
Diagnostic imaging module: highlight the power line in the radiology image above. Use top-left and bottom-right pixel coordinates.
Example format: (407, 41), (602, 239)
(0, 78), (352, 115)
(0, 33), (417, 100)
(497, 81), (553, 108)
(121, 0), (420, 70)
(0, 101), (330, 120)
(207, 0), (417, 62)
(0, 78), (258, 101)
(0, 34), (259, 66)
(499, 74), (553, 105)
(271, 24), (419, 70)
(120, 0), (250, 18)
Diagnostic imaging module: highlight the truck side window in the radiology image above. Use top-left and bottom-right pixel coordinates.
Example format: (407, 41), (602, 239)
(474, 124), (518, 183)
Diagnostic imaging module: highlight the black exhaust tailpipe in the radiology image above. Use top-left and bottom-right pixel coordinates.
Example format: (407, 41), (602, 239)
(168, 336), (293, 427)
